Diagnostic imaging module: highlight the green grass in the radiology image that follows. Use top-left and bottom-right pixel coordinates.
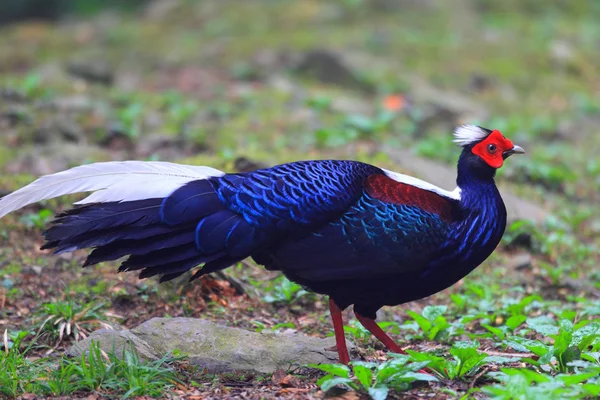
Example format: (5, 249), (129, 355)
(1, 0), (600, 398)
(0, 333), (181, 398)
(34, 294), (110, 345)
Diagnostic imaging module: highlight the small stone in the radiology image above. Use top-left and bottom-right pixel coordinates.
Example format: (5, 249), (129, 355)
(508, 253), (533, 270)
(67, 59), (114, 85)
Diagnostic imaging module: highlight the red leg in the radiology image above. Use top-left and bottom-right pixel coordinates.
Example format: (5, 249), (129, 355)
(356, 312), (431, 376)
(329, 298), (350, 365)
(355, 312), (404, 354)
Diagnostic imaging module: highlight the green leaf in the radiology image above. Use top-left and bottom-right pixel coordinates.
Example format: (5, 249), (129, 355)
(538, 351), (554, 365)
(526, 316), (559, 336)
(450, 342), (487, 377)
(422, 305), (447, 322)
(407, 372), (439, 382)
(501, 367), (551, 383)
(505, 337), (550, 357)
(319, 376), (355, 392)
(406, 310), (431, 333)
(353, 364), (373, 389)
(553, 319), (574, 356)
(484, 356), (519, 364)
(481, 324), (505, 340)
(368, 385), (389, 400)
(407, 350), (453, 378)
(558, 346), (581, 370)
(557, 371), (599, 385)
(506, 315), (527, 331)
(307, 363), (350, 378)
(581, 383), (600, 396)
(572, 322), (600, 350)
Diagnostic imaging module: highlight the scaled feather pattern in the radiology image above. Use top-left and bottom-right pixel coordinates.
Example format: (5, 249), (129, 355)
(0, 129), (520, 321)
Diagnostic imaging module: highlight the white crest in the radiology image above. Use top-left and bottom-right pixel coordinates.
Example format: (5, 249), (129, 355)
(453, 124), (490, 147)
(382, 169), (461, 201)
(0, 161), (225, 219)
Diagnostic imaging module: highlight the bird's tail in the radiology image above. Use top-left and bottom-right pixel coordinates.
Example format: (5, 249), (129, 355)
(0, 161), (251, 281)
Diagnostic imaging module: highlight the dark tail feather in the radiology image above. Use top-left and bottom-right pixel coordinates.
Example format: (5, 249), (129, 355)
(45, 199), (163, 241)
(119, 245), (224, 272)
(189, 256), (244, 281)
(40, 184), (264, 283)
(83, 231), (196, 266)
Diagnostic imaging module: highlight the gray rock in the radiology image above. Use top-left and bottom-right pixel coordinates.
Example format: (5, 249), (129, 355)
(384, 148), (548, 224)
(508, 253), (533, 271)
(66, 329), (158, 361)
(67, 59), (114, 86)
(67, 317), (350, 373)
(33, 117), (84, 144)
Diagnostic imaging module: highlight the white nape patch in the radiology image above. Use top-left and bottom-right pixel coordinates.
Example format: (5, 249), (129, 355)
(0, 161), (225, 219)
(453, 124), (490, 147)
(382, 169), (462, 201)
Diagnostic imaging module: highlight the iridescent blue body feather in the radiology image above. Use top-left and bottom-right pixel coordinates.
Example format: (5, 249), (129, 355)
(39, 151), (509, 318)
(0, 124), (526, 364)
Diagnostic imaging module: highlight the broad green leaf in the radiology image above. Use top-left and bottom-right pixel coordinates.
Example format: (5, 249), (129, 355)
(450, 342), (487, 376)
(405, 372), (438, 382)
(539, 350), (554, 365)
(319, 376), (355, 392)
(406, 350), (449, 376)
(527, 316), (559, 336)
(484, 356), (520, 364)
(557, 371), (599, 385)
(481, 324), (505, 340)
(506, 315), (527, 331)
(353, 364), (373, 389)
(501, 367), (551, 383)
(558, 346), (581, 370)
(581, 383), (600, 396)
(368, 385), (389, 400)
(573, 322), (600, 350)
(307, 363), (350, 378)
(553, 319), (574, 356)
(406, 310), (431, 333)
(422, 305), (447, 322)
(505, 337), (550, 357)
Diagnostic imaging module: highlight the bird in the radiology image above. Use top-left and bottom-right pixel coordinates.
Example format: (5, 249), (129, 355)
(0, 124), (524, 364)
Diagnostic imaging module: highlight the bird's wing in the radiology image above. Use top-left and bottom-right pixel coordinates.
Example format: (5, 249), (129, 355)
(260, 173), (461, 281)
(208, 160), (384, 234)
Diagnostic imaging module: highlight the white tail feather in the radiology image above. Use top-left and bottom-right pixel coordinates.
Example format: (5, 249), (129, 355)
(0, 161), (225, 219)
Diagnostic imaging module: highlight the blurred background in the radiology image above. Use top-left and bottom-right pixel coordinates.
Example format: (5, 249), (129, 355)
(1, 1), (599, 294)
(0, 0), (599, 195)
(1, 2), (600, 397)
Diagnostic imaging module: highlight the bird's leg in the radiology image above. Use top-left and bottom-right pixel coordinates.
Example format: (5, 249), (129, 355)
(355, 312), (404, 354)
(356, 312), (432, 378)
(329, 298), (350, 365)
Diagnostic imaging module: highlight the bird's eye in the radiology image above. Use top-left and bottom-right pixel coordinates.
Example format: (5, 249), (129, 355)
(487, 144), (497, 154)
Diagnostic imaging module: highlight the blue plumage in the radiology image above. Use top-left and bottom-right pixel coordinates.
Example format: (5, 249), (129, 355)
(0, 124), (526, 365)
(40, 155), (508, 316)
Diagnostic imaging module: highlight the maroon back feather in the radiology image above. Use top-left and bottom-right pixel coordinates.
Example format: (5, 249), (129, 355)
(364, 175), (456, 223)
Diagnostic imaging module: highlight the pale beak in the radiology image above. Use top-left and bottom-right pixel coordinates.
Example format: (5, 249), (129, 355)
(503, 145), (525, 159)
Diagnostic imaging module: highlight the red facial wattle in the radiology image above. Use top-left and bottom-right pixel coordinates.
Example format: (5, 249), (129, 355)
(471, 130), (515, 169)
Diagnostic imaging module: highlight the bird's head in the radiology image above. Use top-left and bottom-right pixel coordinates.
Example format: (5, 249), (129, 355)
(453, 124), (525, 173)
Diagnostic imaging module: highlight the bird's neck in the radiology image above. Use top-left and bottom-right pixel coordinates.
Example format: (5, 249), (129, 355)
(455, 151), (504, 214)
(446, 155), (507, 270)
